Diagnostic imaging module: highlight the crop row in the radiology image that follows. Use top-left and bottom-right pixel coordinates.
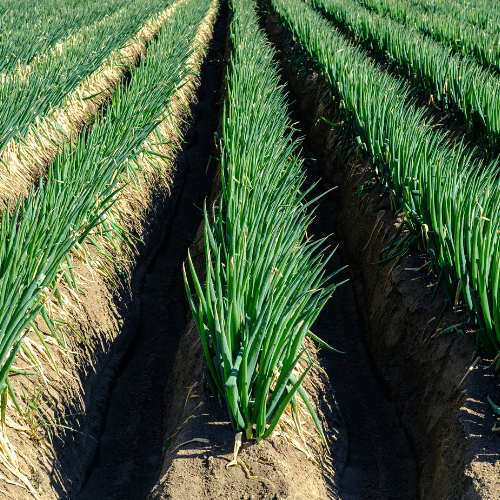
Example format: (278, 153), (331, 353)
(269, 0), (500, 356)
(185, 0), (341, 445)
(0, 0), (174, 198)
(0, 0), (216, 441)
(354, 0), (500, 72)
(310, 0), (500, 156)
(408, 0), (500, 32)
(0, 0), (134, 75)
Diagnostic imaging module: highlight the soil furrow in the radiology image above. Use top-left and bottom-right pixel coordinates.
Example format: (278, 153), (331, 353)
(75, 8), (226, 498)
(259, 8), (420, 498)
(287, 97), (418, 500)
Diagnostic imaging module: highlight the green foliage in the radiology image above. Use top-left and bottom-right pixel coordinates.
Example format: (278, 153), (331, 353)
(310, 0), (500, 156)
(185, 0), (343, 444)
(0, 0), (174, 155)
(0, 0), (213, 415)
(354, 0), (500, 72)
(20, 382), (76, 452)
(0, 0), (132, 74)
(269, 0), (500, 357)
(408, 0), (500, 33)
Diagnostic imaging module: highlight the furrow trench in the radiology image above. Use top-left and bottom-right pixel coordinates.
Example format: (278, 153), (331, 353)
(259, 8), (419, 499)
(75, 6), (227, 498)
(288, 84), (418, 500)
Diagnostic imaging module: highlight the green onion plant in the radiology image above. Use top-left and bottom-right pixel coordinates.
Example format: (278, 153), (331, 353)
(0, 0), (213, 420)
(185, 0), (343, 445)
(310, 0), (500, 157)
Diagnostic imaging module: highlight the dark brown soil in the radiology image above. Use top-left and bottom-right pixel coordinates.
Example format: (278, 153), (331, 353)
(302, 149), (418, 500)
(75, 8), (227, 500)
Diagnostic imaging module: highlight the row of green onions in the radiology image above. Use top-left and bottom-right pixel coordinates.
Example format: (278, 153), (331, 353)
(0, 0), (213, 420)
(268, 0), (500, 357)
(0, 0), (173, 156)
(310, 0), (500, 157)
(0, 0), (133, 74)
(353, 0), (500, 73)
(184, 0), (343, 444)
(406, 0), (500, 33)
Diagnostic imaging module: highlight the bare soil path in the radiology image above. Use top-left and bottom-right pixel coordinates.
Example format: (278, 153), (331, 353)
(75, 7), (227, 497)
(289, 108), (418, 499)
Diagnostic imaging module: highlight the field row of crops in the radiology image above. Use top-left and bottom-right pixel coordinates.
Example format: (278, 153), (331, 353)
(410, 0), (500, 32)
(0, 0), (181, 205)
(185, 0), (340, 445)
(353, 0), (500, 72)
(0, 0), (217, 488)
(267, 0), (500, 358)
(310, 0), (500, 156)
(0, 0), (135, 74)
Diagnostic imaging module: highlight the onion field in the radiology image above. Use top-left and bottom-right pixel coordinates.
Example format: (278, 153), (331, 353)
(312, 0), (500, 155)
(352, 0), (500, 71)
(272, 0), (500, 357)
(0, 0), (498, 497)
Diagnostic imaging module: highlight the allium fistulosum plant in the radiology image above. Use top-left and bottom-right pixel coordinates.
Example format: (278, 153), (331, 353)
(353, 0), (500, 73)
(310, 0), (500, 156)
(270, 0), (500, 357)
(185, 0), (343, 444)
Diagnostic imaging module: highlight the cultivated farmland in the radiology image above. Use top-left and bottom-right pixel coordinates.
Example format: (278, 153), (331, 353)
(0, 0), (498, 498)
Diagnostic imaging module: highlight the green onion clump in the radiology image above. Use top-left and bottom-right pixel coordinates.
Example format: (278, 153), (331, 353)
(353, 0), (500, 73)
(310, 0), (500, 156)
(185, 0), (342, 444)
(269, 0), (500, 356)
